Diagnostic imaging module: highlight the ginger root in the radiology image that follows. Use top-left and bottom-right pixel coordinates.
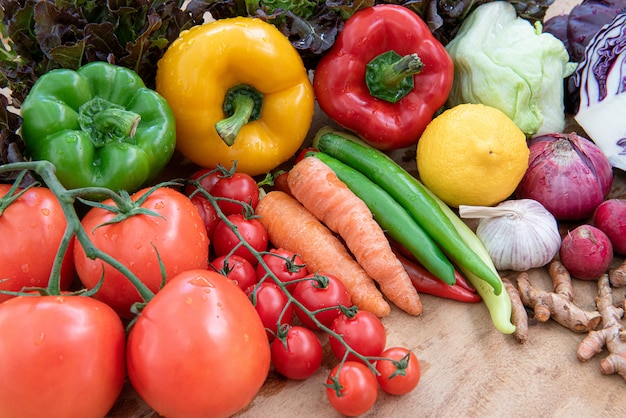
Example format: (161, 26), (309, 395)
(577, 274), (626, 381)
(517, 261), (601, 333)
(503, 277), (528, 343)
(609, 259), (626, 287)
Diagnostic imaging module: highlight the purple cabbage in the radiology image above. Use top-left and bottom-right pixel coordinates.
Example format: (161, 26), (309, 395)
(543, 0), (626, 111)
(573, 11), (626, 171)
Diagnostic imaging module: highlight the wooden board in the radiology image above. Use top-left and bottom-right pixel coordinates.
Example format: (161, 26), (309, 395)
(107, 0), (626, 415)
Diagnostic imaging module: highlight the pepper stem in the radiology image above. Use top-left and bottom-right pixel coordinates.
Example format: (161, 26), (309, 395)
(215, 84), (264, 147)
(365, 51), (424, 103)
(78, 97), (141, 147)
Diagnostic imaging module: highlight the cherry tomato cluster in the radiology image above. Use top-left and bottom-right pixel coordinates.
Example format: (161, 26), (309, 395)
(186, 166), (423, 416)
(0, 163), (421, 418)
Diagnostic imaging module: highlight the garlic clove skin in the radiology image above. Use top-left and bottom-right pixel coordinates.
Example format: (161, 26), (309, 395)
(460, 199), (562, 272)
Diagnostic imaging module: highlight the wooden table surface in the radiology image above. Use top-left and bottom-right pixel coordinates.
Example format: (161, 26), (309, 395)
(107, 1), (626, 416)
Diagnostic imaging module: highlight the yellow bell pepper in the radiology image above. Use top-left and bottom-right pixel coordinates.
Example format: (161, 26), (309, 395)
(156, 17), (315, 176)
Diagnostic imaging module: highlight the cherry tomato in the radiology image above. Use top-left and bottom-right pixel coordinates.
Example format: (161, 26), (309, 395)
(184, 167), (223, 197)
(211, 254), (257, 291)
(74, 187), (209, 318)
(272, 171), (293, 196)
(329, 309), (387, 363)
(292, 273), (351, 330)
(375, 347), (421, 395)
(256, 248), (308, 290)
(326, 361), (378, 417)
(271, 325), (323, 380)
(189, 194), (220, 240)
(212, 214), (268, 266)
(0, 185), (75, 302)
(0, 295), (126, 418)
(212, 172), (259, 215)
(127, 269), (270, 418)
(247, 281), (294, 341)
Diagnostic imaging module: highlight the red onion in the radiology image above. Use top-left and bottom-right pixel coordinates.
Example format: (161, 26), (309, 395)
(515, 132), (613, 221)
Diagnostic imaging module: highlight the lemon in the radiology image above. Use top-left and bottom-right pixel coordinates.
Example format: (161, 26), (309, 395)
(416, 103), (529, 208)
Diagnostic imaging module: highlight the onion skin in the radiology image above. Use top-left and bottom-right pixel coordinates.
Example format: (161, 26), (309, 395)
(515, 132), (613, 221)
(592, 198), (626, 255)
(560, 224), (613, 280)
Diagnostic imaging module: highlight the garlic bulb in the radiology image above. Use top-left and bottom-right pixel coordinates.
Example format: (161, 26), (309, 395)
(459, 199), (561, 271)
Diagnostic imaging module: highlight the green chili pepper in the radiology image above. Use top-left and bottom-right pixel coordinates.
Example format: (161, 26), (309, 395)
(313, 151), (456, 285)
(20, 61), (176, 193)
(313, 130), (503, 296)
(430, 194), (514, 334)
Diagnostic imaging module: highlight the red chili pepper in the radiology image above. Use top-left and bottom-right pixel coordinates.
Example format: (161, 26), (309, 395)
(394, 250), (481, 303)
(313, 4), (454, 150)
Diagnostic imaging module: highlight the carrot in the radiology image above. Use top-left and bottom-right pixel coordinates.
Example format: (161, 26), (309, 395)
(256, 190), (392, 317)
(287, 157), (422, 316)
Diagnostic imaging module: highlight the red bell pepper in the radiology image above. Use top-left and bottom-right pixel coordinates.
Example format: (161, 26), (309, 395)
(313, 4), (454, 150)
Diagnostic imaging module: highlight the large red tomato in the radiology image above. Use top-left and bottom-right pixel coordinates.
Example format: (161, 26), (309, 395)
(126, 269), (270, 418)
(73, 187), (209, 318)
(0, 295), (126, 418)
(0, 184), (75, 302)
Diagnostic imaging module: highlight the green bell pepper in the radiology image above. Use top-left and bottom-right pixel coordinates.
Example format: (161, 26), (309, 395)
(20, 61), (176, 193)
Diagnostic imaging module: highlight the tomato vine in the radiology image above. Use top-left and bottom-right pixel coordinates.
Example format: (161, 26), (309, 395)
(0, 159), (421, 415)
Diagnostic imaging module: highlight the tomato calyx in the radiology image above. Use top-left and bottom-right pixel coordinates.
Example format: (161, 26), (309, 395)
(78, 182), (182, 230)
(308, 271), (332, 289)
(274, 323), (292, 345)
(383, 351), (412, 379)
(265, 251), (307, 279)
(338, 304), (359, 320)
(256, 171), (279, 189)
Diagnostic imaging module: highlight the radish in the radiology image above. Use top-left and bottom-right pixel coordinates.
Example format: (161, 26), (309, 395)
(560, 224), (613, 280)
(592, 198), (626, 255)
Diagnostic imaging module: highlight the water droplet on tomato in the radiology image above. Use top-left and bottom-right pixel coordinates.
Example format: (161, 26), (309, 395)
(185, 297), (193, 305)
(34, 332), (45, 345)
(189, 275), (215, 288)
(21, 264), (29, 273)
(41, 208), (50, 216)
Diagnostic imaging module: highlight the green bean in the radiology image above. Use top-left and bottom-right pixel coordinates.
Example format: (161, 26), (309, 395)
(314, 152), (456, 285)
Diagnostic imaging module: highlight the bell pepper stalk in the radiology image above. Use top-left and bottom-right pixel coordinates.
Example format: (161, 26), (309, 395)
(155, 16), (315, 177)
(313, 4), (454, 150)
(20, 61), (176, 194)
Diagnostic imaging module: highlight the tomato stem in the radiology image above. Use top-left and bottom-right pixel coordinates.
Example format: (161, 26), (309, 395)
(0, 161), (156, 302)
(0, 160), (400, 381)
